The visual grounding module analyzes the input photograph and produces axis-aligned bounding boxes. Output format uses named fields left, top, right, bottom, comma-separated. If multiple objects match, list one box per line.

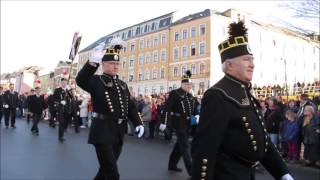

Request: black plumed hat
left=218, top=21, right=252, bottom=63
left=102, top=37, right=126, bottom=62
left=181, top=70, right=192, bottom=83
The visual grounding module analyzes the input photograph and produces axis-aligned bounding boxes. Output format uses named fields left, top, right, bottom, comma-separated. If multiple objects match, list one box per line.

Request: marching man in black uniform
left=28, top=87, right=46, bottom=136
left=53, top=78, right=72, bottom=142
left=191, top=21, right=294, bottom=180
left=159, top=70, right=199, bottom=176
left=76, top=37, right=144, bottom=180
left=2, top=83, right=19, bottom=128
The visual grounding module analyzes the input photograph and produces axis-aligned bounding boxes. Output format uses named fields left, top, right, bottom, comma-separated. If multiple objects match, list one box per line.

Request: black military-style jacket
left=76, top=61, right=143, bottom=145
left=53, top=87, right=72, bottom=113
left=28, top=94, right=46, bottom=114
left=191, top=74, right=289, bottom=180
left=3, top=90, right=19, bottom=109
left=161, top=88, right=198, bottom=132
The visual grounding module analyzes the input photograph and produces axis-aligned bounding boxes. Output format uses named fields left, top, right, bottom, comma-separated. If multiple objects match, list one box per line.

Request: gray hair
left=221, top=59, right=233, bottom=73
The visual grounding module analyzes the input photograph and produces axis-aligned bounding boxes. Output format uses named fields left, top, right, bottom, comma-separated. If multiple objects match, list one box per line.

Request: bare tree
left=277, top=0, right=319, bottom=35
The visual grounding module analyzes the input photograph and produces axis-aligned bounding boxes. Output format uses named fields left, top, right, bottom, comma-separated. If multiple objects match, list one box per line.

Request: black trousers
left=57, top=111, right=69, bottom=138
left=168, top=130, right=192, bottom=175
left=0, top=110, right=3, bottom=124
left=31, top=113, right=41, bottom=133
left=93, top=143, right=123, bottom=180
left=4, top=108, right=16, bottom=127
left=49, top=109, right=57, bottom=126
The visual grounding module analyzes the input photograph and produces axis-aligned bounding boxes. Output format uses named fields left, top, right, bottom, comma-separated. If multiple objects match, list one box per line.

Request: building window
left=182, top=29, right=188, bottom=39
left=136, top=27, right=140, bottom=36
left=200, top=24, right=206, bottom=35
left=174, top=32, right=179, bottom=41
left=182, top=46, right=187, bottom=58
left=128, top=30, right=132, bottom=38
left=153, top=51, right=158, bottom=63
left=191, top=26, right=196, bottom=37
left=191, top=64, right=196, bottom=74
left=146, top=53, right=151, bottom=64
left=123, top=47, right=127, bottom=53
left=160, top=86, right=164, bottom=93
left=153, top=69, right=157, bottom=80
left=160, top=68, right=165, bottom=79
left=181, top=65, right=186, bottom=75
left=138, top=55, right=144, bottom=65
left=200, top=63, right=205, bottom=74
left=173, top=67, right=178, bottom=77
left=138, top=71, right=143, bottom=81
left=146, top=38, right=151, bottom=48
left=129, top=56, right=135, bottom=67
left=140, top=39, right=144, bottom=49
left=161, top=34, right=166, bottom=45
left=191, top=44, right=196, bottom=56
left=145, top=69, right=150, bottom=80
left=129, top=71, right=134, bottom=82
left=160, top=49, right=166, bottom=61
left=199, top=42, right=205, bottom=55
left=174, top=47, right=179, bottom=61
left=152, top=88, right=156, bottom=94
left=130, top=43, right=135, bottom=52
left=154, top=36, right=158, bottom=47
left=122, top=32, right=126, bottom=39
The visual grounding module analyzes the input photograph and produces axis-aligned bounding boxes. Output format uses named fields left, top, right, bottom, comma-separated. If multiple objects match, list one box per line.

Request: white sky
left=1, top=0, right=318, bottom=75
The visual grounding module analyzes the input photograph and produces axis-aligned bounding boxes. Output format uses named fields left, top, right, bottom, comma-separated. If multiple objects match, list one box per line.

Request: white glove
left=3, top=104, right=9, bottom=108
left=159, top=124, right=166, bottom=131
left=195, top=115, right=200, bottom=124
left=89, top=42, right=106, bottom=63
left=61, top=100, right=66, bottom=105
left=281, top=174, right=294, bottom=180
left=135, top=125, right=144, bottom=138
left=16, top=108, right=19, bottom=110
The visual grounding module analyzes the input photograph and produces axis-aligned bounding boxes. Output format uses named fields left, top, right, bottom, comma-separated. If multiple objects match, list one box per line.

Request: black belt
left=92, top=112, right=126, bottom=124
left=220, top=152, right=258, bottom=168
left=170, top=112, right=190, bottom=120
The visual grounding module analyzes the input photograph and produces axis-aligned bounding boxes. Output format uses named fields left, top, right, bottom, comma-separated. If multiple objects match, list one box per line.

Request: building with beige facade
left=77, top=8, right=319, bottom=96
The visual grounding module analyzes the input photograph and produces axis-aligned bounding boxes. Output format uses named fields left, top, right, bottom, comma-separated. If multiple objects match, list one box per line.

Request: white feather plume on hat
left=107, top=37, right=126, bottom=50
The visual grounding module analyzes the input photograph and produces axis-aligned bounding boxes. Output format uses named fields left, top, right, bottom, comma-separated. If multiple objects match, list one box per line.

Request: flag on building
left=68, top=31, right=82, bottom=61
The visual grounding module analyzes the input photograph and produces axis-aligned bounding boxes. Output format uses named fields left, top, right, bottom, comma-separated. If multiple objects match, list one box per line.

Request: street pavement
left=1, top=118, right=319, bottom=180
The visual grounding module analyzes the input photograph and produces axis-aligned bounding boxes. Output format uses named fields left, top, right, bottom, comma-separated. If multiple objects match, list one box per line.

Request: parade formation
left=1, top=5, right=320, bottom=180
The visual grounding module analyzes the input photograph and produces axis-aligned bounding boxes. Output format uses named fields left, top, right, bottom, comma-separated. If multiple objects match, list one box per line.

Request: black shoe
left=11, top=125, right=16, bottom=128
left=58, top=137, right=66, bottom=143
left=168, top=166, right=182, bottom=172
left=5, top=126, right=9, bottom=129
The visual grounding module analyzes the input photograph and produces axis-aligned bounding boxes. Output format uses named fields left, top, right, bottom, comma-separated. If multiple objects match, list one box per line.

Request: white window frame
left=182, top=29, right=188, bottom=39
left=199, top=24, right=206, bottom=35
left=161, top=34, right=167, bottom=45
left=129, top=55, right=135, bottom=67
left=153, top=36, right=158, bottom=47
left=199, top=63, right=205, bottom=74
left=191, top=26, right=196, bottom=37
left=160, top=49, right=166, bottom=61
left=145, top=52, right=151, bottom=64
left=191, top=64, right=196, bottom=74
left=199, top=41, right=205, bottom=56
left=138, top=54, right=144, bottom=65
left=152, top=68, right=158, bottom=80
left=140, top=39, right=144, bottom=49
left=173, top=67, right=179, bottom=77
left=182, top=45, right=188, bottom=59
left=173, top=47, right=179, bottom=61
left=174, top=31, right=179, bottom=41
left=153, top=50, right=158, bottom=63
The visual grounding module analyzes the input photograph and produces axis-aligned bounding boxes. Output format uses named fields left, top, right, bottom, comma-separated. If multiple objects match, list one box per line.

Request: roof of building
left=172, top=9, right=211, bottom=26
left=79, top=12, right=174, bottom=53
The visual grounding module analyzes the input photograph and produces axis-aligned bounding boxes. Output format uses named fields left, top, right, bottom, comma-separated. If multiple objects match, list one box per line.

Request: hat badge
left=114, top=55, right=119, bottom=60
left=246, top=45, right=252, bottom=54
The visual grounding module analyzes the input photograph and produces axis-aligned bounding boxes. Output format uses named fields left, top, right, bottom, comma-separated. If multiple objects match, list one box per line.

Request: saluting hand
left=89, top=42, right=106, bottom=63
